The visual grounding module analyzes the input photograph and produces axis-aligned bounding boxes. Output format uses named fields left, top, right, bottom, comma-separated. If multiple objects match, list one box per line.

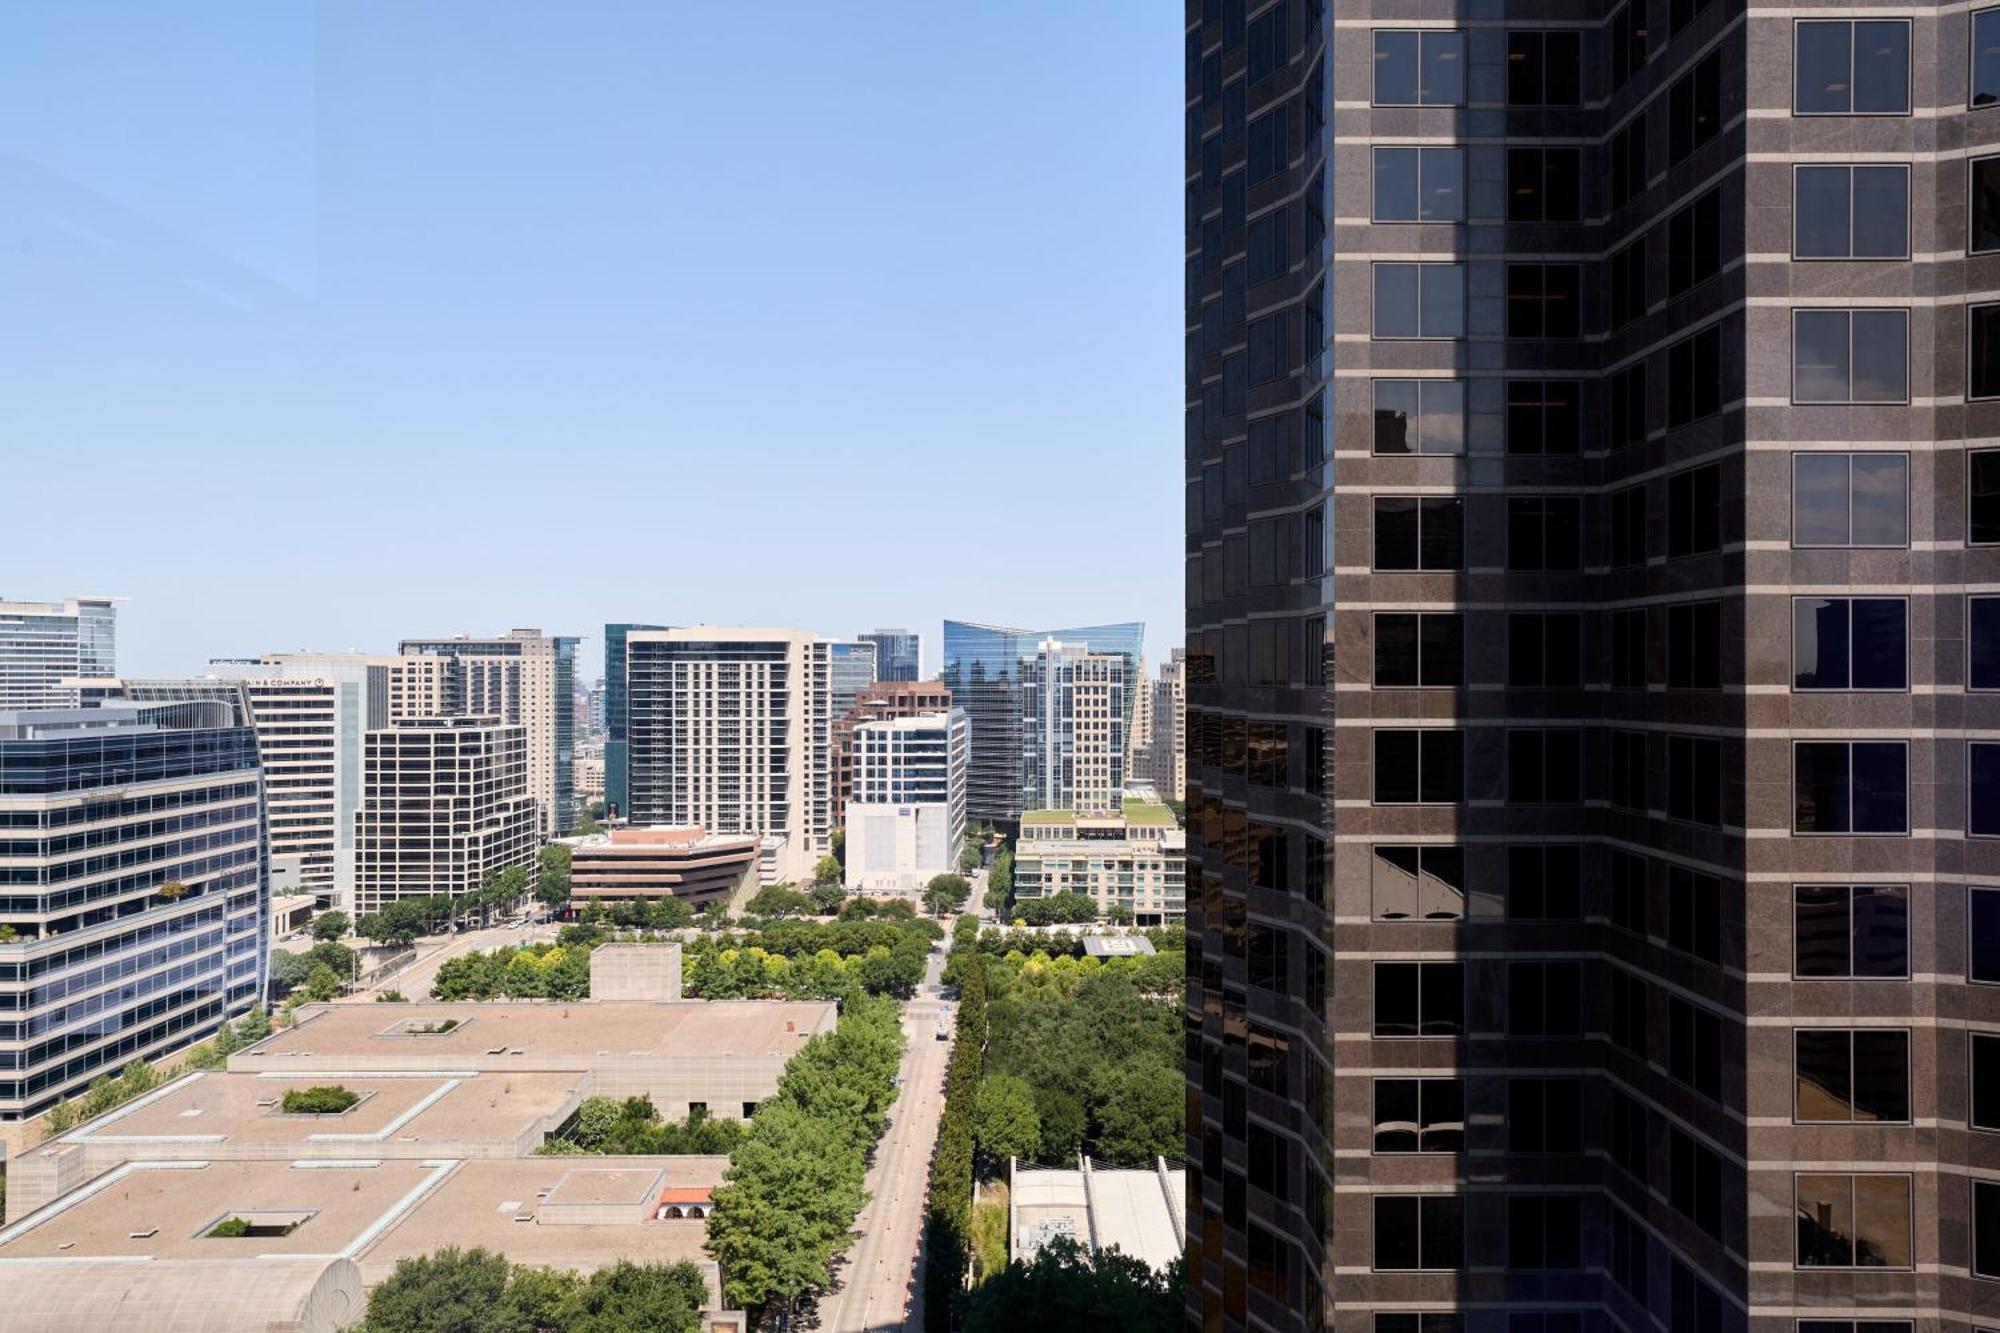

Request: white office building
left=0, top=597, right=117, bottom=710
left=1020, top=637, right=1128, bottom=817
left=352, top=715, right=537, bottom=914
left=844, top=709, right=968, bottom=897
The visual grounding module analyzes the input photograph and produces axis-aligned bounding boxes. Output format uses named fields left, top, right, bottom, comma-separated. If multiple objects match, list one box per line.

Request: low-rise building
left=1013, top=800, right=1185, bottom=926
left=567, top=826, right=759, bottom=911
left=843, top=709, right=968, bottom=898
left=1009, top=1156, right=1185, bottom=1275
left=830, top=680, right=953, bottom=829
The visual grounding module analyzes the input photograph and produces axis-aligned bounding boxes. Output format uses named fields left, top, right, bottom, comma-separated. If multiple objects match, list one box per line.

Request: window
left=1610, top=967, right=1648, bottom=1055
left=1670, top=0, right=1712, bottom=36
left=1373, top=730, right=1464, bottom=805
left=1507, top=264, right=1581, bottom=339
left=1668, top=188, right=1722, bottom=295
left=1793, top=597, right=1907, bottom=690
left=1247, top=1224, right=1290, bottom=1302
left=1373, top=380, right=1465, bottom=455
left=1668, top=734, right=1721, bottom=825
left=1972, top=450, right=2000, bottom=543
left=1795, top=166, right=1909, bottom=260
left=1975, top=598, right=2000, bottom=689
left=1608, top=1204, right=1647, bottom=1301
left=1668, top=52, right=1722, bottom=165
left=1978, top=8, right=2000, bottom=110
left=1508, top=1077, right=1580, bottom=1152
left=1247, top=2, right=1287, bottom=83
left=1508, top=148, right=1580, bottom=223
left=1668, top=995, right=1723, bottom=1099
left=1246, top=209, right=1288, bottom=284
left=1373, top=30, right=1466, bottom=107
left=1667, top=326, right=1721, bottom=426
left=1610, top=362, right=1647, bottom=449
left=1507, top=497, right=1581, bottom=571
left=1794, top=1174, right=1912, bottom=1268
left=1507, top=31, right=1581, bottom=106
left=1373, top=962, right=1463, bottom=1037
left=1508, top=960, right=1581, bottom=1036
left=1795, top=1028, right=1910, bottom=1123
left=1376, top=1318, right=1460, bottom=1333
left=1974, top=155, right=2000, bottom=254
left=1374, top=147, right=1465, bottom=223
left=1507, top=1195, right=1581, bottom=1270
left=1975, top=1032, right=2000, bottom=1131
left=1972, top=303, right=2000, bottom=399
left=1247, top=723, right=1289, bottom=787
left=1373, top=1078, right=1464, bottom=1152
left=1373, top=1195, right=1464, bottom=1270
left=1608, top=240, right=1646, bottom=329
left=1612, top=2, right=1649, bottom=91
left=1671, top=1260, right=1722, bottom=1333
left=1979, top=1177, right=2000, bottom=1281
left=1609, top=484, right=1647, bottom=567
left=1508, top=845, right=1580, bottom=920
left=1794, top=740, right=1909, bottom=834
left=1794, top=19, right=1910, bottom=115
left=1667, top=601, right=1721, bottom=690
left=1371, top=845, right=1466, bottom=920
left=1610, top=730, right=1647, bottom=811
left=1793, top=309, right=1909, bottom=403
left=1668, top=464, right=1720, bottom=557
left=1666, top=864, right=1721, bottom=962
left=1248, top=312, right=1290, bottom=384
left=1609, top=118, right=1646, bottom=212
left=1797, top=1323, right=1913, bottom=1333
left=1508, top=612, right=1581, bottom=689
left=1792, top=453, right=1909, bottom=547
left=1374, top=496, right=1464, bottom=570
left=1248, top=107, right=1290, bottom=184
left=1374, top=612, right=1463, bottom=688
left=1609, top=849, right=1647, bottom=935
left=1667, top=1126, right=1724, bottom=1238
left=1508, top=731, right=1581, bottom=805
left=1374, top=264, right=1464, bottom=339
left=1506, top=380, right=1580, bottom=455
left=1794, top=884, right=1909, bottom=979
left=1974, top=742, right=2000, bottom=837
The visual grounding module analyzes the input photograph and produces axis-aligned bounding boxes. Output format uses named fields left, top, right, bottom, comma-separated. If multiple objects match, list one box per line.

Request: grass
left=968, top=1180, right=1010, bottom=1286
left=1121, top=799, right=1175, bottom=825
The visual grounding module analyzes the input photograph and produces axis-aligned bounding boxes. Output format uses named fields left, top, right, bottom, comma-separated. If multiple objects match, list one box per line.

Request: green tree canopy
left=311, top=910, right=350, bottom=942
left=958, top=1236, right=1181, bottom=1333
left=973, top=1074, right=1042, bottom=1162
left=535, top=843, right=572, bottom=910
left=812, top=854, right=843, bottom=887
left=923, top=874, right=972, bottom=917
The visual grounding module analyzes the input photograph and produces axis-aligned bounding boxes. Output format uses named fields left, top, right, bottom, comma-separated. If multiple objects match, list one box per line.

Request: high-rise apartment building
left=352, top=715, right=537, bottom=914
left=830, top=679, right=955, bottom=830
left=0, top=597, right=116, bottom=709
left=859, top=628, right=921, bottom=682
left=828, top=640, right=879, bottom=717
left=0, top=702, right=265, bottom=1120
left=398, top=629, right=579, bottom=835
left=940, top=619, right=1144, bottom=828
left=843, top=709, right=968, bottom=896
left=1128, top=651, right=1157, bottom=785
left=1150, top=649, right=1186, bottom=803
left=603, top=622, right=666, bottom=821
left=1020, top=637, right=1129, bottom=816
left=624, top=629, right=833, bottom=883
left=1187, top=6, right=2000, bottom=1332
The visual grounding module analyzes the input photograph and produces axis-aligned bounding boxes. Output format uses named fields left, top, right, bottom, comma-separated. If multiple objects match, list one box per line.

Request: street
left=342, top=917, right=556, bottom=1002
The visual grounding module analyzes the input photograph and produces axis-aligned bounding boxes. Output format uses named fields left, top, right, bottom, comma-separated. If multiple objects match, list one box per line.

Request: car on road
left=935, top=1025, right=950, bottom=1042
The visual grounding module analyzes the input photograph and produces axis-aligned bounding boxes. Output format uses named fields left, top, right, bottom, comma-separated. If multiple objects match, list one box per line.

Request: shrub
left=281, top=1084, right=360, bottom=1115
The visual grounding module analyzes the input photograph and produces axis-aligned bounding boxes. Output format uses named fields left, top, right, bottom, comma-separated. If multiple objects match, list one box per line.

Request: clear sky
left=0, top=3, right=1183, bottom=682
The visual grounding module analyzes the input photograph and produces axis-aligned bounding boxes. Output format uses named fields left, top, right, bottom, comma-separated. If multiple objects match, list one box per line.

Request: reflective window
left=1795, top=166, right=1909, bottom=259
left=1507, top=1194, right=1582, bottom=1270
left=1373, top=496, right=1464, bottom=570
left=1506, top=496, right=1581, bottom=571
left=1792, top=453, right=1908, bottom=547
left=1375, top=1317, right=1460, bottom=1333
left=1508, top=845, right=1580, bottom=920
left=1373, top=379, right=1464, bottom=455
left=1247, top=2, right=1287, bottom=83
left=1506, top=264, right=1581, bottom=339
left=1973, top=742, right=2000, bottom=837
left=1507, top=612, right=1581, bottom=689
left=1374, top=612, right=1462, bottom=688
left=1372, top=1194, right=1464, bottom=1270
left=1608, top=239, right=1646, bottom=329
left=1609, top=484, right=1647, bottom=566
left=1667, top=601, right=1721, bottom=690
left=1972, top=1032, right=2000, bottom=1131
left=1972, top=450, right=2000, bottom=544
left=1371, top=845, right=1465, bottom=921
left=1668, top=51, right=1722, bottom=164
left=1974, top=156, right=2000, bottom=253
left=1668, top=734, right=1721, bottom=825
left=1374, top=147, right=1465, bottom=222
left=1792, top=597, right=1908, bottom=690
left=1372, top=730, right=1464, bottom=805
left=1374, top=263, right=1465, bottom=339
left=1372, top=962, right=1464, bottom=1037
left=1667, top=864, right=1722, bottom=961
left=1972, top=886, right=2000, bottom=984
left=1793, top=884, right=1908, bottom=979
left=1610, top=362, right=1647, bottom=448
left=1793, top=309, right=1909, bottom=403
left=1610, top=119, right=1646, bottom=211
left=1667, top=463, right=1721, bottom=558
left=1794, top=1028, right=1910, bottom=1122
left=1977, top=8, right=2000, bottom=109
left=1793, top=740, right=1909, bottom=835
left=1668, top=188, right=1722, bottom=294
left=1795, top=1174, right=1912, bottom=1268
left=1667, top=326, right=1722, bottom=426
left=1972, top=596, right=2000, bottom=688
left=1372, top=1078, right=1464, bottom=1153
left=1795, top=20, right=1911, bottom=115
left=1247, top=107, right=1289, bottom=184
left=1507, top=148, right=1580, bottom=222
left=1507, top=960, right=1582, bottom=1035
left=1506, top=31, right=1581, bottom=106
left=1507, top=730, right=1581, bottom=805
left=1980, top=1179, right=2000, bottom=1278
left=1971, top=303, right=2000, bottom=399
left=1373, top=30, right=1466, bottom=106
left=1507, top=1078, right=1581, bottom=1151
left=1611, top=2, right=1649, bottom=92
left=1505, top=381, right=1580, bottom=455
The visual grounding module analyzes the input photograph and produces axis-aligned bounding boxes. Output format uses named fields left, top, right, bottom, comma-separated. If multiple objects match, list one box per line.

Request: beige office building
left=1014, top=800, right=1185, bottom=927
left=353, top=715, right=537, bottom=913
left=1148, top=649, right=1184, bottom=803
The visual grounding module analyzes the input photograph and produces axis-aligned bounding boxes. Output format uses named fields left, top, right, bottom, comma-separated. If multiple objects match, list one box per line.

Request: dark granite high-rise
left=1184, top=3, right=2000, bottom=1331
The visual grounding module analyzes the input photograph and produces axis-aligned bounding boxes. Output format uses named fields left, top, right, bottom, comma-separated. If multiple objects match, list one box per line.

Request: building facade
left=1014, top=801, right=1185, bottom=927
left=831, top=680, right=955, bottom=830
left=0, top=702, right=265, bottom=1120
left=0, top=598, right=116, bottom=711
left=1128, top=652, right=1157, bottom=788
left=859, top=628, right=921, bottom=682
left=624, top=629, right=832, bottom=883
left=352, top=716, right=537, bottom=914
left=1186, top=5, right=2000, bottom=1332
left=1020, top=637, right=1129, bottom=816
left=828, top=640, right=879, bottom=718
left=603, top=623, right=667, bottom=822
left=843, top=708, right=968, bottom=896
left=941, top=619, right=1144, bottom=828
left=397, top=629, right=579, bottom=835
left=1150, top=649, right=1186, bottom=803
left=567, top=826, right=759, bottom=910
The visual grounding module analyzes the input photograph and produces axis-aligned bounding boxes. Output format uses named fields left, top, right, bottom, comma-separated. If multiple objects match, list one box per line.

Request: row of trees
left=352, top=857, right=548, bottom=949
left=957, top=1236, right=1182, bottom=1333
left=429, top=941, right=592, bottom=1000
left=538, top=1096, right=747, bottom=1157
left=680, top=915, right=941, bottom=1001
left=923, top=950, right=990, bottom=1332
left=361, top=1246, right=710, bottom=1333
left=921, top=873, right=971, bottom=917
left=704, top=993, right=906, bottom=1324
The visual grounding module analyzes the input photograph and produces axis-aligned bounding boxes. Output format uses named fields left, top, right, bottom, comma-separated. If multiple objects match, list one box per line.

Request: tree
left=923, top=874, right=972, bottom=917
left=575, top=813, right=604, bottom=835
left=811, top=854, right=842, bottom=887
left=269, top=949, right=315, bottom=995
left=706, top=1101, right=868, bottom=1317
left=299, top=962, right=342, bottom=1004
left=357, top=900, right=426, bottom=948
left=748, top=885, right=813, bottom=919
left=958, top=1236, right=1182, bottom=1333
left=960, top=841, right=984, bottom=873
left=311, top=910, right=350, bottom=942
left=809, top=881, right=845, bottom=915
left=557, top=1260, right=708, bottom=1333
left=535, top=843, right=572, bottom=911
left=361, top=1246, right=534, bottom=1333
left=1090, top=1060, right=1181, bottom=1165
left=497, top=864, right=530, bottom=911
left=973, top=1074, right=1042, bottom=1162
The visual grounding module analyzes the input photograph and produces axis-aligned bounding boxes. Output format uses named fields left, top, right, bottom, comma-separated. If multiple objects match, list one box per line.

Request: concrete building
left=859, top=628, right=921, bottom=682
left=1127, top=652, right=1156, bottom=790
left=830, top=679, right=955, bottom=831
left=1148, top=650, right=1185, bottom=803
left=567, top=826, right=760, bottom=911
left=843, top=709, right=968, bottom=897
left=941, top=619, right=1144, bottom=829
left=352, top=715, right=537, bottom=914
left=1010, top=1156, right=1186, bottom=1275
left=1021, top=637, right=1129, bottom=817
left=384, top=651, right=461, bottom=719
left=0, top=702, right=266, bottom=1123
left=575, top=749, right=605, bottom=801
left=828, top=640, right=879, bottom=718
left=0, top=596, right=116, bottom=709
left=624, top=628, right=833, bottom=884
left=1014, top=800, right=1184, bottom=927
left=398, top=629, right=580, bottom=835
left=602, top=622, right=666, bottom=822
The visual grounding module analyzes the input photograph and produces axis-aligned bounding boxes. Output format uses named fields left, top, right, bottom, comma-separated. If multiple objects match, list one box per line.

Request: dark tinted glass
left=1974, top=743, right=2000, bottom=837
left=1795, top=21, right=1853, bottom=113
left=1851, top=741, right=1907, bottom=832
left=1974, top=304, right=2000, bottom=400
left=1972, top=887, right=2000, bottom=984
left=1975, top=1033, right=2000, bottom=1130
left=1974, top=158, right=2000, bottom=254
left=1977, top=9, right=2000, bottom=109
left=1972, top=452, right=2000, bottom=543
left=1852, top=886, right=1909, bottom=978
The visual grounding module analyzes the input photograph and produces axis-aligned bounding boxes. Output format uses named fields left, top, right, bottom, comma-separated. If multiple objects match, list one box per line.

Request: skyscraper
left=843, top=708, right=968, bottom=897
left=828, top=640, right=879, bottom=717
left=398, top=629, right=579, bottom=834
left=1019, top=636, right=1128, bottom=816
left=1187, top=7, right=2000, bottom=1331
left=1150, top=649, right=1185, bottom=803
left=0, top=596, right=116, bottom=709
left=859, top=628, right=921, bottom=682
left=352, top=715, right=537, bottom=914
left=940, top=619, right=1143, bottom=828
left=603, top=622, right=666, bottom=821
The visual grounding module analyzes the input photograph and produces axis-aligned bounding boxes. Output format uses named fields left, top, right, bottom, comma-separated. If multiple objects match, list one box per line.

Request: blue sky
left=0, top=3, right=1182, bottom=681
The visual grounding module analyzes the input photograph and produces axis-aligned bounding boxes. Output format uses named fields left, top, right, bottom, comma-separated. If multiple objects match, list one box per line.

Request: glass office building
left=0, top=597, right=118, bottom=710
left=828, top=641, right=879, bottom=718
left=940, top=620, right=1143, bottom=827
left=602, top=622, right=665, bottom=821
left=859, top=628, right=921, bottom=682
left=0, top=702, right=266, bottom=1119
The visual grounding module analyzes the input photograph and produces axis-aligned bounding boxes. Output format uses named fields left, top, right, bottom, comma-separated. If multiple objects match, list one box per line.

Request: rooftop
left=1122, top=798, right=1176, bottom=825
left=1020, top=810, right=1076, bottom=827
left=1010, top=1158, right=1184, bottom=1275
